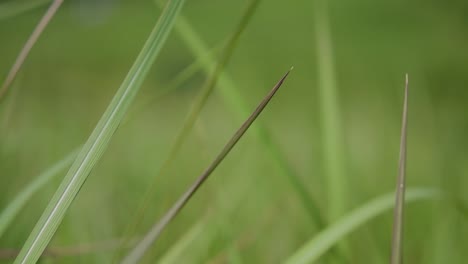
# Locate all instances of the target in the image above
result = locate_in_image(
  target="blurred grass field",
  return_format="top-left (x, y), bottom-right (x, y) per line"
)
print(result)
top-left (1, 0), bottom-right (468, 263)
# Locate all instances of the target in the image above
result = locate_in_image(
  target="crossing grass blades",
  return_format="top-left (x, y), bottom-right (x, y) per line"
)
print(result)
top-left (121, 68), bottom-right (293, 264)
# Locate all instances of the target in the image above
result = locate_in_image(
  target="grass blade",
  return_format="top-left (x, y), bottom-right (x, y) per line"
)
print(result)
top-left (390, 74), bottom-right (409, 264)
top-left (125, 42), bottom-right (222, 124)
top-left (159, 1), bottom-right (324, 228)
top-left (0, 0), bottom-right (63, 102)
top-left (314, 0), bottom-right (346, 222)
top-left (121, 69), bottom-right (292, 264)
top-left (115, 0), bottom-right (261, 258)
top-left (285, 188), bottom-right (440, 264)
top-left (13, 0), bottom-right (186, 263)
top-left (0, 38), bottom-right (219, 241)
top-left (0, 150), bottom-right (78, 239)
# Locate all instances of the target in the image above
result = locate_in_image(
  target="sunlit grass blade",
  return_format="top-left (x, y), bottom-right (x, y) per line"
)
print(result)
top-left (13, 0), bottom-right (186, 263)
top-left (121, 69), bottom-right (292, 264)
top-left (390, 74), bottom-right (409, 264)
top-left (0, 0), bottom-right (64, 102)
top-left (0, 149), bottom-right (78, 239)
top-left (0, 0), bottom-right (50, 21)
top-left (157, 0), bottom-right (324, 228)
top-left (314, 0), bottom-right (346, 223)
top-left (285, 188), bottom-right (440, 264)
top-left (115, 0), bottom-right (261, 258)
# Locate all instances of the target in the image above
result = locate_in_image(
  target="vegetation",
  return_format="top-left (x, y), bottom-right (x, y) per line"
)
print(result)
top-left (1, 0), bottom-right (467, 263)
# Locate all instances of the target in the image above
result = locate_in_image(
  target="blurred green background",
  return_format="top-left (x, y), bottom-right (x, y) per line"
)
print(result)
top-left (1, 0), bottom-right (467, 263)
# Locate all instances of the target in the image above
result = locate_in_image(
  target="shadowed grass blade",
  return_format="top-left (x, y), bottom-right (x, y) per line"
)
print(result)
top-left (115, 0), bottom-right (261, 259)
top-left (390, 74), bottom-right (409, 264)
top-left (126, 42), bottom-right (222, 123)
top-left (285, 188), bottom-right (440, 264)
top-left (121, 69), bottom-right (292, 264)
top-left (157, 1), bottom-right (324, 228)
top-left (0, 0), bottom-right (64, 102)
top-left (13, 0), bottom-right (186, 263)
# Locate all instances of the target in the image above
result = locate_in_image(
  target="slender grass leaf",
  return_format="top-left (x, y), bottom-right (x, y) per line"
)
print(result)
top-left (390, 74), bottom-right (409, 264)
top-left (313, 0), bottom-right (345, 222)
top-left (312, 1), bottom-right (348, 262)
top-left (125, 42), bottom-right (222, 124)
top-left (0, 0), bottom-right (63, 102)
top-left (285, 188), bottom-right (440, 264)
top-left (0, 40), bottom-right (219, 240)
top-left (13, 0), bottom-right (186, 263)
top-left (155, 0), bottom-right (324, 228)
top-left (121, 69), bottom-right (292, 264)
top-left (115, 0), bottom-right (261, 258)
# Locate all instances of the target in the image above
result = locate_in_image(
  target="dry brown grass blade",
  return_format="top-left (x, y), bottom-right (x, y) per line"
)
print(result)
top-left (121, 68), bottom-right (292, 264)
top-left (0, 0), bottom-right (63, 102)
top-left (390, 74), bottom-right (409, 264)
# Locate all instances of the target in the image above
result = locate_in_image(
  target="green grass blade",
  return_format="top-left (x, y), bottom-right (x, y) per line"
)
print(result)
top-left (125, 42), bottom-right (221, 124)
top-left (13, 0), bottom-right (186, 263)
top-left (0, 0), bottom-right (64, 102)
top-left (285, 188), bottom-right (440, 264)
top-left (159, 1), bottom-right (324, 228)
top-left (0, 149), bottom-right (78, 239)
top-left (0, 0), bottom-right (50, 21)
top-left (115, 0), bottom-right (261, 258)
top-left (121, 69), bottom-right (292, 264)
top-left (313, 0), bottom-right (346, 222)
top-left (0, 38), bottom-right (218, 242)
top-left (390, 74), bottom-right (409, 264)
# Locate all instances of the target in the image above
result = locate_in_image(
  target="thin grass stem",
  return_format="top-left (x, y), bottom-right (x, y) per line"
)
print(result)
top-left (160, 1), bottom-right (325, 228)
top-left (115, 0), bottom-right (261, 259)
top-left (0, 0), bottom-right (64, 102)
top-left (390, 74), bottom-right (409, 264)
top-left (121, 69), bottom-right (291, 264)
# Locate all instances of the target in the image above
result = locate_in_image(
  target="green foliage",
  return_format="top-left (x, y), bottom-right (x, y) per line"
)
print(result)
top-left (285, 188), bottom-right (440, 264)
top-left (1, 0), bottom-right (467, 263)
top-left (12, 0), bottom-right (186, 262)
